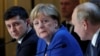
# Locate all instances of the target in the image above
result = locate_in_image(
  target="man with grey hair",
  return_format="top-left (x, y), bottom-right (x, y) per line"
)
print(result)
top-left (72, 2), bottom-right (100, 56)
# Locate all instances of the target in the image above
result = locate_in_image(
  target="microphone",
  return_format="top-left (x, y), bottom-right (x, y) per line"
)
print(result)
top-left (0, 39), bottom-right (16, 47)
top-left (35, 43), bottom-right (67, 55)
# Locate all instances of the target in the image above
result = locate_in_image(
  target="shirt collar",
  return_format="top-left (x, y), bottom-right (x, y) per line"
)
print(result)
top-left (91, 28), bottom-right (100, 46)
top-left (17, 27), bottom-right (32, 44)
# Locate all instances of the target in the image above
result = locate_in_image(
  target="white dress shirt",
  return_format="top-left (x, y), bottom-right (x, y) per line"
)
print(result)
top-left (91, 28), bottom-right (100, 46)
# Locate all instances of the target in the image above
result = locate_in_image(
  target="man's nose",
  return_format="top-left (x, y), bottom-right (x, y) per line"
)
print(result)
top-left (11, 26), bottom-right (16, 32)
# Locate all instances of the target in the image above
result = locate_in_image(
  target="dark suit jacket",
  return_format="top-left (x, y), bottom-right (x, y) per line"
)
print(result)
top-left (36, 26), bottom-right (83, 56)
top-left (62, 21), bottom-right (89, 53)
top-left (17, 29), bottom-right (38, 56)
top-left (85, 31), bottom-right (100, 56)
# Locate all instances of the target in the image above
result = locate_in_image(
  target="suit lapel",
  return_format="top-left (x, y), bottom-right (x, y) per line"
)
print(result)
top-left (96, 31), bottom-right (100, 47)
top-left (95, 31), bottom-right (100, 56)
top-left (85, 31), bottom-right (100, 56)
top-left (17, 43), bottom-right (21, 54)
top-left (16, 29), bottom-right (33, 54)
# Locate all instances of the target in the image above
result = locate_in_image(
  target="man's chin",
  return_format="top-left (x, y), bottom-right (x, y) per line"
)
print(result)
top-left (12, 36), bottom-right (19, 40)
top-left (80, 38), bottom-right (88, 41)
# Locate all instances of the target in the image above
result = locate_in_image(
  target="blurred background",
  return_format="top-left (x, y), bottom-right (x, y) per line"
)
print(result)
top-left (0, 0), bottom-right (89, 56)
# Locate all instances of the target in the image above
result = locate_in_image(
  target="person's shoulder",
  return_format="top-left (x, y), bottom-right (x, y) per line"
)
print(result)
top-left (58, 25), bottom-right (67, 31)
top-left (28, 29), bottom-right (39, 41)
top-left (51, 26), bottom-right (69, 42)
top-left (53, 25), bottom-right (76, 42)
top-left (54, 25), bottom-right (69, 37)
top-left (22, 30), bottom-right (38, 45)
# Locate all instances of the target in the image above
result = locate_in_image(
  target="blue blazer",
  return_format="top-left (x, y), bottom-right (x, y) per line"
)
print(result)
top-left (17, 29), bottom-right (38, 56)
top-left (36, 26), bottom-right (83, 56)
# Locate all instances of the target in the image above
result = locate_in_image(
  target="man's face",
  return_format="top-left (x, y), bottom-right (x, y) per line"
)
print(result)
top-left (72, 9), bottom-right (88, 40)
top-left (60, 0), bottom-right (79, 20)
top-left (5, 16), bottom-right (28, 40)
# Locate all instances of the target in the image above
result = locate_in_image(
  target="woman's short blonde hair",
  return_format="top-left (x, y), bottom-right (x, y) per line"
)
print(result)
top-left (30, 3), bottom-right (60, 25)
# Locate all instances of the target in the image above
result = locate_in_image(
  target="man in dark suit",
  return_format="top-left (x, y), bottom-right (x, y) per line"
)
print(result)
top-left (71, 2), bottom-right (100, 56)
top-left (4, 6), bottom-right (38, 56)
top-left (60, 0), bottom-right (89, 53)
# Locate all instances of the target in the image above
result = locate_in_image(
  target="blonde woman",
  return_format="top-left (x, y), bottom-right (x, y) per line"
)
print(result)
top-left (30, 4), bottom-right (83, 56)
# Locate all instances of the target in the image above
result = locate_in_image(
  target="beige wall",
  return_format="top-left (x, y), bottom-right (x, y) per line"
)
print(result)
top-left (0, 0), bottom-right (89, 56)
top-left (80, 0), bottom-right (89, 3)
top-left (34, 0), bottom-right (89, 22)
top-left (34, 0), bottom-right (60, 9)
top-left (0, 0), bottom-right (4, 39)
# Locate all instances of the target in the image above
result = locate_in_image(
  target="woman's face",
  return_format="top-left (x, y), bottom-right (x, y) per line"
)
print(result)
top-left (33, 13), bottom-right (58, 40)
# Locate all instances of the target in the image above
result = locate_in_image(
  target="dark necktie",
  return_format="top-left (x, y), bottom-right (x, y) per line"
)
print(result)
top-left (17, 43), bottom-right (21, 49)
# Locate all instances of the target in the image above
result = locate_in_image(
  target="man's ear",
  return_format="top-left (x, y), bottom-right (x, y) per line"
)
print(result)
top-left (82, 19), bottom-right (88, 30)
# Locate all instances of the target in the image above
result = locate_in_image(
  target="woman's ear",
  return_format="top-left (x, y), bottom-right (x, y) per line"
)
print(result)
top-left (54, 20), bottom-right (58, 29)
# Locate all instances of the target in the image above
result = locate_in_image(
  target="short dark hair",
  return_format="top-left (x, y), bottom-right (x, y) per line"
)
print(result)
top-left (4, 6), bottom-right (29, 21)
